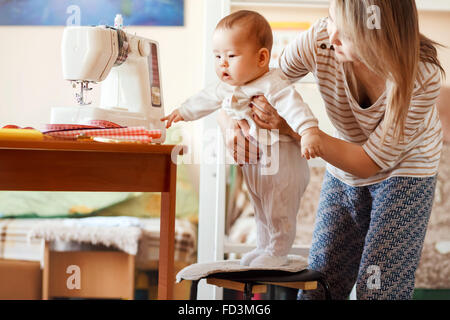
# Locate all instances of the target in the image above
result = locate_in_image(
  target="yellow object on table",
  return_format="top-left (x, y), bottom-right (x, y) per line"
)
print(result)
top-left (0, 129), bottom-right (43, 141)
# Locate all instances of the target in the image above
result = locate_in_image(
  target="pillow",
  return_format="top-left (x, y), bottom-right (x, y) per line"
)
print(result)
top-left (0, 192), bottom-right (136, 218)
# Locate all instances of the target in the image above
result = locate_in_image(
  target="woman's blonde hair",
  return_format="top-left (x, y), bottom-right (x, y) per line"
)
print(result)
top-left (333, 0), bottom-right (445, 143)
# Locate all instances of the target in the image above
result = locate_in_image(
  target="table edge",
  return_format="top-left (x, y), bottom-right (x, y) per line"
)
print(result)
top-left (0, 139), bottom-right (186, 155)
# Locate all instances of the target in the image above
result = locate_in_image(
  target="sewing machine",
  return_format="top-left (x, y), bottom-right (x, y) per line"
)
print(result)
top-left (51, 22), bottom-right (166, 143)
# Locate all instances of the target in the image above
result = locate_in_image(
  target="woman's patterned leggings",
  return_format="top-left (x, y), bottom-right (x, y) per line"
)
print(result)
top-left (298, 171), bottom-right (437, 300)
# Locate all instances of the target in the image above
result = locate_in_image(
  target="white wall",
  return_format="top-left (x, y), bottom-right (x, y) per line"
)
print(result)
top-left (419, 10), bottom-right (450, 87)
top-left (1, 1), bottom-right (449, 126)
top-left (0, 0), bottom-right (205, 128)
top-left (1, 1), bottom-right (449, 130)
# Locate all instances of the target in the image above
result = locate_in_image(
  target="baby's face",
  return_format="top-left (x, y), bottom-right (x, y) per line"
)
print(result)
top-left (213, 27), bottom-right (262, 86)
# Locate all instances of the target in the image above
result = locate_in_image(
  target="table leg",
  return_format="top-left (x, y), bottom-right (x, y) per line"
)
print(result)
top-left (42, 241), bottom-right (50, 300)
top-left (158, 160), bottom-right (177, 300)
top-left (126, 254), bottom-right (136, 300)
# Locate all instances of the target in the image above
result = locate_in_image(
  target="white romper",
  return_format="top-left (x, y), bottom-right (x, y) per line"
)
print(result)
top-left (178, 68), bottom-right (318, 266)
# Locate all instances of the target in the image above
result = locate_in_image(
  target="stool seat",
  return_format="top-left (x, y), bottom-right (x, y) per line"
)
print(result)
top-left (189, 269), bottom-right (332, 300)
top-left (206, 269), bottom-right (324, 283)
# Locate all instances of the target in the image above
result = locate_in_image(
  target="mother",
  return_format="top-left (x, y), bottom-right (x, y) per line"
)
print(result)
top-left (217, 0), bottom-right (444, 300)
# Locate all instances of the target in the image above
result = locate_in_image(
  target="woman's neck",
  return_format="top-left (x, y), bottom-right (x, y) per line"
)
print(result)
top-left (350, 61), bottom-right (386, 107)
top-left (353, 61), bottom-right (384, 87)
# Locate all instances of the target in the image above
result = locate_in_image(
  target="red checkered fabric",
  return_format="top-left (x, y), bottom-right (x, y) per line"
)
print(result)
top-left (45, 127), bottom-right (161, 143)
top-left (45, 120), bottom-right (123, 132)
top-left (44, 124), bottom-right (99, 131)
top-left (86, 120), bottom-right (123, 128)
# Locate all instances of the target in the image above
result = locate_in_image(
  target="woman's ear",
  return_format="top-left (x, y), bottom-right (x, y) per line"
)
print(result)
top-left (258, 48), bottom-right (270, 67)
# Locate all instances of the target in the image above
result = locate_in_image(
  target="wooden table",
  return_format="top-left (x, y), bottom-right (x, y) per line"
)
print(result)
top-left (0, 139), bottom-right (184, 300)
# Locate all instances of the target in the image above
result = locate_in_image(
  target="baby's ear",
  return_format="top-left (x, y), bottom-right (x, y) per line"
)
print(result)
top-left (258, 48), bottom-right (270, 67)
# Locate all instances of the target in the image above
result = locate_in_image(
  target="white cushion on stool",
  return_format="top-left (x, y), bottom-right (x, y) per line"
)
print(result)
top-left (176, 255), bottom-right (308, 282)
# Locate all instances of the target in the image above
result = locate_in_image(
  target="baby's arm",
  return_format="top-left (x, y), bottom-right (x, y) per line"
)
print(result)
top-left (300, 127), bottom-right (322, 160)
top-left (178, 82), bottom-right (224, 121)
top-left (160, 82), bottom-right (224, 128)
top-left (267, 77), bottom-right (322, 159)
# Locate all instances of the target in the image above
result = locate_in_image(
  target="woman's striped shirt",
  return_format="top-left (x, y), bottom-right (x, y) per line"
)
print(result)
top-left (279, 18), bottom-right (443, 186)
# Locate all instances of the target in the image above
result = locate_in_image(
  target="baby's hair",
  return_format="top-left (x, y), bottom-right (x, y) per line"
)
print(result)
top-left (216, 10), bottom-right (273, 54)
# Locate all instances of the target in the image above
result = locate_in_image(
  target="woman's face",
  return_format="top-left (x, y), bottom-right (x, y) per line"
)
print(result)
top-left (327, 1), bottom-right (358, 63)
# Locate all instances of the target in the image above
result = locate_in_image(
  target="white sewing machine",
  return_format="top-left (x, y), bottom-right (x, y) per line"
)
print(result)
top-left (51, 20), bottom-right (166, 143)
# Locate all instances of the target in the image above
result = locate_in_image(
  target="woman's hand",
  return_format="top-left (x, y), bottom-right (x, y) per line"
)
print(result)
top-left (216, 109), bottom-right (261, 166)
top-left (250, 96), bottom-right (301, 141)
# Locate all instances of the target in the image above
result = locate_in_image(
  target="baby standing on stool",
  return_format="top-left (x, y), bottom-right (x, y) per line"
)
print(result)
top-left (161, 10), bottom-right (322, 268)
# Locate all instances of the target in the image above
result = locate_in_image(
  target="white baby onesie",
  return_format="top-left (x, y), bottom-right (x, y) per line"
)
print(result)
top-left (241, 138), bottom-right (310, 267)
top-left (178, 68), bottom-right (316, 267)
top-left (178, 68), bottom-right (318, 145)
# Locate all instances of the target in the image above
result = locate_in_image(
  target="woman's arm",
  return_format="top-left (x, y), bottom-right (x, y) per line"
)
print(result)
top-left (317, 130), bottom-right (381, 179)
top-left (250, 96), bottom-right (381, 179)
top-left (279, 19), bottom-right (324, 82)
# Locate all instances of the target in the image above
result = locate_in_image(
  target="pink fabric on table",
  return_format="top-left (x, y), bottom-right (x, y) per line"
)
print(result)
top-left (95, 135), bottom-right (154, 142)
top-left (44, 120), bottom-right (123, 132)
top-left (44, 124), bottom-right (100, 131)
top-left (88, 120), bottom-right (123, 128)
top-left (45, 127), bottom-right (161, 142)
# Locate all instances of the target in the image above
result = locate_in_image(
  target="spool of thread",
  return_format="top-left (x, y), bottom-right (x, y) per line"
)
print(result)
top-left (0, 129), bottom-right (43, 141)
top-left (114, 14), bottom-right (124, 29)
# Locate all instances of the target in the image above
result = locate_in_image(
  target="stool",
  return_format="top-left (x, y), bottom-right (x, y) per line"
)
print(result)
top-left (189, 269), bottom-right (332, 300)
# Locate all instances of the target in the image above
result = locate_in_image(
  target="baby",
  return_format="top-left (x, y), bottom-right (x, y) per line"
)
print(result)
top-left (161, 10), bottom-right (322, 268)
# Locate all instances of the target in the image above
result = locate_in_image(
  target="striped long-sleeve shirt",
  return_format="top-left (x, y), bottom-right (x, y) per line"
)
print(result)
top-left (280, 18), bottom-right (443, 186)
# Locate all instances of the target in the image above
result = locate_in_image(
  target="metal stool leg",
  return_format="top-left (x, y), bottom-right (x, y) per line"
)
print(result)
top-left (190, 280), bottom-right (199, 300)
top-left (243, 283), bottom-right (254, 300)
top-left (317, 278), bottom-right (332, 300)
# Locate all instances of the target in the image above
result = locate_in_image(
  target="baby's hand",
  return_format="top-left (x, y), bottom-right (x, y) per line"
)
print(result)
top-left (160, 109), bottom-right (184, 129)
top-left (300, 127), bottom-right (323, 160)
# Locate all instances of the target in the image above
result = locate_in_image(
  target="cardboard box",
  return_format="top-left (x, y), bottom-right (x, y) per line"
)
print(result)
top-left (45, 251), bottom-right (134, 299)
top-left (0, 259), bottom-right (42, 300)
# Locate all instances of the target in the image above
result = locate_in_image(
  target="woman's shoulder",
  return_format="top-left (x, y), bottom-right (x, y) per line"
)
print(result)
top-left (292, 17), bottom-right (329, 48)
top-left (314, 17), bottom-right (330, 37)
top-left (416, 61), bottom-right (442, 89)
top-left (306, 17), bottom-right (330, 45)
top-left (409, 62), bottom-right (442, 114)
top-left (280, 17), bottom-right (331, 80)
